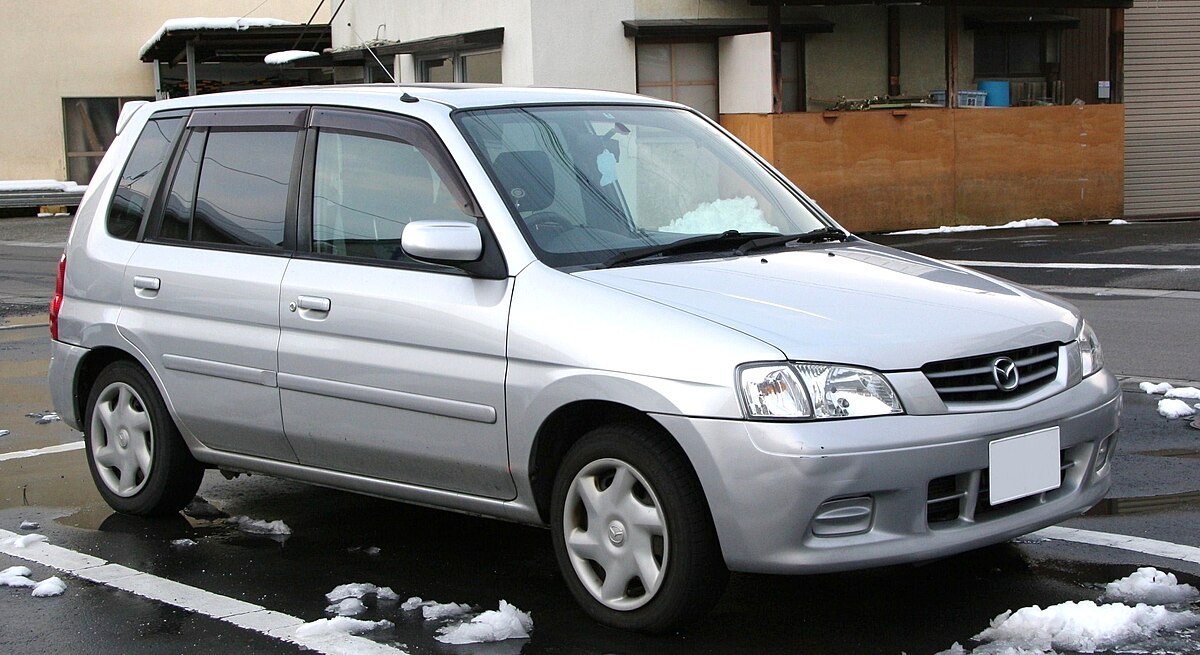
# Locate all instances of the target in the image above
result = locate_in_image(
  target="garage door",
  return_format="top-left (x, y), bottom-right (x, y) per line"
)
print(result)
top-left (1125, 0), bottom-right (1200, 218)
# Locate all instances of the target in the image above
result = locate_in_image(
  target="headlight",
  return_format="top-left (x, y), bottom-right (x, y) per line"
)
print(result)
top-left (1077, 320), bottom-right (1103, 378)
top-left (738, 362), bottom-right (903, 420)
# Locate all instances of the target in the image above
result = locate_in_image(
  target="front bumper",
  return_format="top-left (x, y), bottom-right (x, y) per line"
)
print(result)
top-left (654, 370), bottom-right (1120, 574)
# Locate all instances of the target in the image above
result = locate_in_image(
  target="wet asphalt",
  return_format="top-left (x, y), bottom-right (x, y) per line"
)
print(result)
top-left (1, 215), bottom-right (1198, 654)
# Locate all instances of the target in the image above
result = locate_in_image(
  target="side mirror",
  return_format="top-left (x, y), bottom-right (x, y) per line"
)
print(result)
top-left (402, 220), bottom-right (483, 264)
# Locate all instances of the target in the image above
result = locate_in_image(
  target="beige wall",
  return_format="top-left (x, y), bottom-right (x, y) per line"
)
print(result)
top-left (803, 8), bottom-right (888, 111)
top-left (0, 0), bottom-right (319, 182)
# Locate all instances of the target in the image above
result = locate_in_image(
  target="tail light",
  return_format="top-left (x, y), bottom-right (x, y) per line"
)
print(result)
top-left (50, 253), bottom-right (65, 340)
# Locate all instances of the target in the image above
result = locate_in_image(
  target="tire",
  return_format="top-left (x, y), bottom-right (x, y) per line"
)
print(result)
top-left (83, 361), bottom-right (203, 516)
top-left (550, 423), bottom-right (728, 632)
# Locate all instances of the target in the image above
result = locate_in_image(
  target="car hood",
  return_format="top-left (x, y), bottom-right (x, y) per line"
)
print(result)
top-left (574, 242), bottom-right (1079, 371)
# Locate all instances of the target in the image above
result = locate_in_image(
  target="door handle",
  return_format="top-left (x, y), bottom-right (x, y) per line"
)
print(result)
top-left (294, 295), bottom-right (331, 313)
top-left (133, 276), bottom-right (160, 291)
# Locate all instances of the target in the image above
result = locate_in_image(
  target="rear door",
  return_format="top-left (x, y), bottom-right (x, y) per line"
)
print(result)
top-left (118, 107), bottom-right (305, 462)
top-left (277, 107), bottom-right (515, 499)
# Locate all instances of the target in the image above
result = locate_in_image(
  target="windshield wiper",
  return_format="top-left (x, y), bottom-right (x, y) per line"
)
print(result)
top-left (603, 230), bottom-right (779, 268)
top-left (735, 227), bottom-right (848, 255)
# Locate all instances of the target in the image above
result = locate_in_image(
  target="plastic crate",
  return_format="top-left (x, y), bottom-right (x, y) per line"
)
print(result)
top-left (930, 90), bottom-right (989, 107)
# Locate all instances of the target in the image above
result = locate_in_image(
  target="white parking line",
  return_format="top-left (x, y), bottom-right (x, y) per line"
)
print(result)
top-left (0, 529), bottom-right (405, 655)
top-left (1032, 526), bottom-right (1200, 565)
top-left (0, 442), bottom-right (85, 462)
top-left (0, 240), bottom-right (66, 249)
top-left (1031, 285), bottom-right (1200, 301)
top-left (950, 260), bottom-right (1200, 271)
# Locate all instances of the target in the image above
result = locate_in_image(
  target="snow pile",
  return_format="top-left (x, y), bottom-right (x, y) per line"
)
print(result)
top-left (170, 539), bottom-right (197, 548)
top-left (401, 596), bottom-right (430, 611)
top-left (25, 412), bottom-right (60, 425)
top-left (0, 180), bottom-right (85, 193)
top-left (264, 50), bottom-right (321, 65)
top-left (325, 598), bottom-right (366, 616)
top-left (973, 600), bottom-right (1198, 653)
top-left (1103, 568), bottom-right (1200, 605)
top-left (661, 196), bottom-right (780, 235)
top-left (0, 430), bottom-right (9, 438)
top-left (325, 582), bottom-right (399, 603)
top-left (19, 521), bottom-right (39, 530)
top-left (889, 219), bottom-right (1059, 236)
top-left (31, 577), bottom-right (66, 597)
top-left (1157, 399), bottom-right (1197, 419)
top-left (422, 601), bottom-right (472, 620)
top-left (141, 18), bottom-right (296, 57)
top-left (1140, 381), bottom-right (1174, 395)
top-left (228, 515), bottom-right (291, 535)
top-left (1110, 219), bottom-right (1130, 225)
top-left (1165, 387), bottom-right (1200, 400)
top-left (1, 566), bottom-right (36, 587)
top-left (1, 567), bottom-right (66, 597)
top-left (294, 616), bottom-right (393, 638)
top-left (435, 600), bottom-right (533, 645)
top-left (1, 533), bottom-right (47, 548)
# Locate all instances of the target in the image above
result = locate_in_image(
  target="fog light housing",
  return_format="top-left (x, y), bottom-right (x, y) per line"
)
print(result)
top-left (812, 496), bottom-right (874, 537)
top-left (1094, 434), bottom-right (1114, 473)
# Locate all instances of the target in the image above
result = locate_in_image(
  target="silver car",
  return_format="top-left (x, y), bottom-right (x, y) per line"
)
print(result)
top-left (48, 85), bottom-right (1118, 632)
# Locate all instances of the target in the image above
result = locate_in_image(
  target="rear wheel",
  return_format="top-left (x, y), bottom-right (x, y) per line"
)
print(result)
top-left (550, 423), bottom-right (728, 632)
top-left (84, 361), bottom-right (203, 516)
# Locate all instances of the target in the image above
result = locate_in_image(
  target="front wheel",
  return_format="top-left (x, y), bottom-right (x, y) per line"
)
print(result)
top-left (550, 423), bottom-right (728, 632)
top-left (84, 361), bottom-right (203, 516)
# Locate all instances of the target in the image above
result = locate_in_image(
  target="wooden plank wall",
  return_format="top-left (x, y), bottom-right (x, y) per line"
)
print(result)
top-left (721, 104), bottom-right (1124, 232)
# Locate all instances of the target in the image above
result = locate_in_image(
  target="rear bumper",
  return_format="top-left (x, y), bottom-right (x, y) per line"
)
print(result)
top-left (655, 370), bottom-right (1120, 574)
top-left (48, 339), bottom-right (90, 431)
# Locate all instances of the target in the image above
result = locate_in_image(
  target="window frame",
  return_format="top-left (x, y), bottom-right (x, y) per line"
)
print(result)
top-left (105, 111), bottom-right (189, 242)
top-left (415, 47), bottom-right (503, 84)
top-left (64, 96), bottom-right (154, 184)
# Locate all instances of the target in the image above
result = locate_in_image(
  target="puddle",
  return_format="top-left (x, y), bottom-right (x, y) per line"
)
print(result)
top-left (1086, 490), bottom-right (1200, 516)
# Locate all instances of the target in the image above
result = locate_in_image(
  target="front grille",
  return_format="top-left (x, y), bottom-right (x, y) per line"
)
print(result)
top-left (922, 342), bottom-right (1060, 404)
top-left (927, 447), bottom-right (1078, 526)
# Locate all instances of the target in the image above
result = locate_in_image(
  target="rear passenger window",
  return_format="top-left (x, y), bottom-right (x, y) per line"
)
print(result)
top-left (192, 130), bottom-right (297, 249)
top-left (313, 130), bottom-right (475, 261)
top-left (108, 117), bottom-right (184, 240)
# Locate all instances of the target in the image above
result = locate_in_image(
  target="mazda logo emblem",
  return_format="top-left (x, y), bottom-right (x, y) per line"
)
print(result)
top-left (992, 357), bottom-right (1019, 392)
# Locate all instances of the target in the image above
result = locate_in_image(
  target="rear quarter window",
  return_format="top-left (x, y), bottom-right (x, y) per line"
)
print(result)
top-left (107, 116), bottom-right (185, 240)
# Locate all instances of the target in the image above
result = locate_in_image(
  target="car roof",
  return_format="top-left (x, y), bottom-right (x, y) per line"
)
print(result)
top-left (145, 84), bottom-right (682, 113)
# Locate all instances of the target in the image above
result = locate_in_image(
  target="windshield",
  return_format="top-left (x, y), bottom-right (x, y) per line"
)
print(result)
top-left (455, 105), bottom-right (830, 268)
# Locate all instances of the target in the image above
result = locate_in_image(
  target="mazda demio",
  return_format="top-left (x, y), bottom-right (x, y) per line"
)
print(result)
top-left (48, 85), bottom-right (1119, 632)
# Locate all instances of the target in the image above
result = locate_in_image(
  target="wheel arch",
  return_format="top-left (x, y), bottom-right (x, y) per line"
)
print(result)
top-left (74, 346), bottom-right (142, 429)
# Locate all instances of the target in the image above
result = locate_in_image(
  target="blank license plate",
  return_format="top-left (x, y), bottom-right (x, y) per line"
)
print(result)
top-left (988, 427), bottom-right (1061, 505)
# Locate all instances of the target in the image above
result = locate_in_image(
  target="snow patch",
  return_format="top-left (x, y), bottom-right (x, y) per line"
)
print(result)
top-left (435, 600), bottom-right (533, 645)
top-left (1158, 398), bottom-right (1196, 419)
top-left (661, 196), bottom-right (779, 235)
top-left (346, 545), bottom-right (381, 556)
top-left (25, 412), bottom-right (60, 424)
top-left (325, 597), bottom-right (366, 616)
top-left (1164, 386), bottom-right (1200, 401)
top-left (294, 616), bottom-right (393, 638)
top-left (401, 596), bottom-right (429, 611)
top-left (1104, 568), bottom-right (1200, 605)
top-left (973, 600), bottom-right (1198, 653)
top-left (31, 576), bottom-right (66, 597)
top-left (19, 521), bottom-right (39, 530)
top-left (1109, 219), bottom-right (1130, 225)
top-left (264, 50), bottom-right (321, 65)
top-left (888, 218), bottom-right (1059, 236)
top-left (141, 18), bottom-right (296, 58)
top-left (2, 533), bottom-right (47, 548)
top-left (170, 538), bottom-right (197, 548)
top-left (1140, 381), bottom-right (1174, 395)
top-left (325, 582), bottom-right (397, 603)
top-left (0, 566), bottom-right (36, 588)
top-left (422, 601), bottom-right (472, 621)
top-left (0, 430), bottom-right (9, 438)
top-left (228, 515), bottom-right (291, 535)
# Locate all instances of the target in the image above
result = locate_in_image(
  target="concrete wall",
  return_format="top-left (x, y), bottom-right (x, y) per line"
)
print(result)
top-left (803, 7), bottom-right (888, 111)
top-left (0, 0), bottom-right (318, 182)
top-left (718, 33), bottom-right (773, 114)
top-left (722, 104), bottom-right (1124, 231)
top-left (530, 0), bottom-right (636, 91)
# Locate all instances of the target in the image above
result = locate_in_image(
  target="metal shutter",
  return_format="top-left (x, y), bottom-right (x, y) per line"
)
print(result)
top-left (1125, 0), bottom-right (1200, 218)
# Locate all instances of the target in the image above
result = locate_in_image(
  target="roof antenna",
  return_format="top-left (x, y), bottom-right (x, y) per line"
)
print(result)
top-left (347, 21), bottom-right (397, 84)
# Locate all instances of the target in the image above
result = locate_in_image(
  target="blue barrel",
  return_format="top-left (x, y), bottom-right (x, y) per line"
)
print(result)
top-left (978, 80), bottom-right (1010, 107)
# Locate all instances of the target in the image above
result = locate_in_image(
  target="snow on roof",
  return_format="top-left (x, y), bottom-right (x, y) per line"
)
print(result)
top-left (140, 17), bottom-right (296, 58)
top-left (264, 49), bottom-right (321, 65)
top-left (0, 180), bottom-right (86, 193)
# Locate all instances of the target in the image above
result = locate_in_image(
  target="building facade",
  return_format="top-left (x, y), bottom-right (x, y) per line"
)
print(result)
top-left (0, 0), bottom-right (322, 184)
